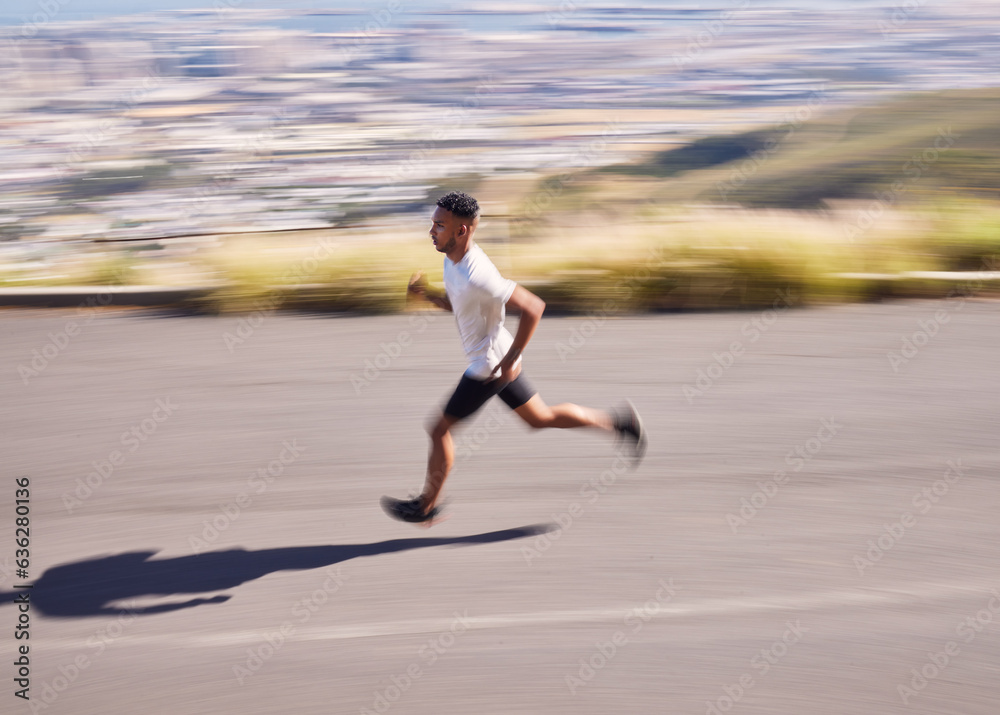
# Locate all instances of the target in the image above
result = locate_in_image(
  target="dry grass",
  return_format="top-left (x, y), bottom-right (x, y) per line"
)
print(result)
top-left (2, 202), bottom-right (997, 313)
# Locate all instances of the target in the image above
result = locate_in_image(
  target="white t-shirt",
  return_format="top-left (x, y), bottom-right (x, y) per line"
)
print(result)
top-left (443, 243), bottom-right (519, 380)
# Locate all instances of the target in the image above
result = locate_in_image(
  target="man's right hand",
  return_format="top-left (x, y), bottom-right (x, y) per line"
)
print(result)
top-left (408, 271), bottom-right (451, 312)
top-left (408, 271), bottom-right (428, 297)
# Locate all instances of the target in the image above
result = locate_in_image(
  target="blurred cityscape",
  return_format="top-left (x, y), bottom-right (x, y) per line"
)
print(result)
top-left (0, 1), bottom-right (998, 297)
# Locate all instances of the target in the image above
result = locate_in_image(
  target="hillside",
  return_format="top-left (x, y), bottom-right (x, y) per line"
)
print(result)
top-left (595, 88), bottom-right (1000, 209)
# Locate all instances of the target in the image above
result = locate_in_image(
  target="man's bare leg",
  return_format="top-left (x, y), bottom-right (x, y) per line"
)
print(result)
top-left (421, 412), bottom-right (460, 513)
top-left (385, 396), bottom-right (642, 524)
top-left (514, 394), bottom-right (646, 462)
top-left (513, 394), bottom-right (613, 430)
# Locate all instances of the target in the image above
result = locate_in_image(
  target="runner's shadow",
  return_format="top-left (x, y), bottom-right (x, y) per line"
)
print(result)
top-left (1, 524), bottom-right (553, 618)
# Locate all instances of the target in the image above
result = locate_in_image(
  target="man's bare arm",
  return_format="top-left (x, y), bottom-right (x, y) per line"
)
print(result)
top-left (428, 292), bottom-right (452, 312)
top-left (491, 284), bottom-right (545, 382)
top-left (408, 272), bottom-right (452, 312)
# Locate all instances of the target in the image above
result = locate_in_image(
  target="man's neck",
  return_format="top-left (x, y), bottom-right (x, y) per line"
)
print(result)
top-left (446, 239), bottom-right (473, 264)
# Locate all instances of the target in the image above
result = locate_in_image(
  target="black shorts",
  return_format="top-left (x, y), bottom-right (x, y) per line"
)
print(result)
top-left (443, 372), bottom-right (537, 420)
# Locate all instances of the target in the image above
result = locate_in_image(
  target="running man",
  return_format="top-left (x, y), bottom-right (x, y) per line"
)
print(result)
top-left (381, 191), bottom-right (646, 525)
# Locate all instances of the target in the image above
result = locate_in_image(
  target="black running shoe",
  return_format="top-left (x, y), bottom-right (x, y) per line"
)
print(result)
top-left (613, 399), bottom-right (647, 465)
top-left (380, 494), bottom-right (442, 524)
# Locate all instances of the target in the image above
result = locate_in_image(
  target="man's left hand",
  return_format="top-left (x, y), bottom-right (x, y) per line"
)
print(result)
top-left (489, 356), bottom-right (521, 385)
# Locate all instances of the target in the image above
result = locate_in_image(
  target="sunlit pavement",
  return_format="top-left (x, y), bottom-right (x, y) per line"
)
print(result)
top-left (3, 302), bottom-right (999, 715)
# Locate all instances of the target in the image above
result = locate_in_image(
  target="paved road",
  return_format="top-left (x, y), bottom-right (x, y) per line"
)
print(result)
top-left (2, 300), bottom-right (999, 715)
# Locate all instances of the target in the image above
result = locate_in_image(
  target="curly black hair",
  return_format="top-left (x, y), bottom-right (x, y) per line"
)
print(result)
top-left (436, 191), bottom-right (480, 220)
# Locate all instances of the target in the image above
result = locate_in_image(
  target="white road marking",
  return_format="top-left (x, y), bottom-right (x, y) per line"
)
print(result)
top-left (40, 577), bottom-right (1000, 649)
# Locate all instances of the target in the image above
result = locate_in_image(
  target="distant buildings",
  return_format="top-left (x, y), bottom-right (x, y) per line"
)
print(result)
top-left (0, 4), bottom-right (996, 242)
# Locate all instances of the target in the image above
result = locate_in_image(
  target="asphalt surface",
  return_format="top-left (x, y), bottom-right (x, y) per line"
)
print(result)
top-left (2, 300), bottom-right (999, 715)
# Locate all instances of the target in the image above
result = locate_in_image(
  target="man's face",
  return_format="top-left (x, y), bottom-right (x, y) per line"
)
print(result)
top-left (429, 206), bottom-right (466, 254)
